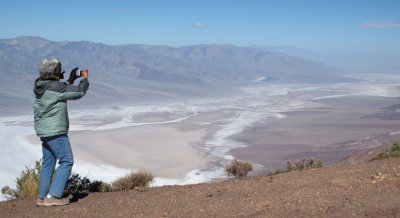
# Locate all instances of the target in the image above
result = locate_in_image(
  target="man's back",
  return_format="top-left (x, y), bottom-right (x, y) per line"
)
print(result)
top-left (33, 76), bottom-right (89, 137)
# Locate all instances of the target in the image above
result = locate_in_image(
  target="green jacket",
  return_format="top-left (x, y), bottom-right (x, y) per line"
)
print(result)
top-left (33, 78), bottom-right (89, 137)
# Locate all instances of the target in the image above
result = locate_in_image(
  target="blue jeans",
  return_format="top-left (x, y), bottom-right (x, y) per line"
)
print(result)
top-left (38, 134), bottom-right (74, 199)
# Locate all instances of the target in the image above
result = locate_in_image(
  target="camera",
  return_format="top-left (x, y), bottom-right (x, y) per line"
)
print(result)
top-left (75, 68), bottom-right (83, 77)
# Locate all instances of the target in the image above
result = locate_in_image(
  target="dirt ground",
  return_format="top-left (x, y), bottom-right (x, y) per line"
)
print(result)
top-left (1, 158), bottom-right (399, 217)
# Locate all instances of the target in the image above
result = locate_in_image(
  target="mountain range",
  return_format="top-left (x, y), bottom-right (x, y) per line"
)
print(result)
top-left (0, 36), bottom-right (351, 113)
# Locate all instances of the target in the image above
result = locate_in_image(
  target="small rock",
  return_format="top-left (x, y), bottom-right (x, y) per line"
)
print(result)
top-left (395, 173), bottom-right (400, 177)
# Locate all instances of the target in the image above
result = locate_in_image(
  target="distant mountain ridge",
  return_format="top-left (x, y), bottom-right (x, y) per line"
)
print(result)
top-left (0, 36), bottom-right (346, 84)
top-left (0, 36), bottom-right (350, 112)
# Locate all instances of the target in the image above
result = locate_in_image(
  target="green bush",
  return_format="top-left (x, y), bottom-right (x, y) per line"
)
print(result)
top-left (112, 171), bottom-right (154, 192)
top-left (225, 158), bottom-right (253, 179)
top-left (268, 158), bottom-right (323, 176)
top-left (1, 159), bottom-right (112, 200)
top-left (370, 142), bottom-right (400, 161)
top-left (269, 169), bottom-right (290, 176)
top-left (1, 186), bottom-right (17, 200)
top-left (312, 159), bottom-right (323, 168)
top-left (1, 160), bottom-right (42, 199)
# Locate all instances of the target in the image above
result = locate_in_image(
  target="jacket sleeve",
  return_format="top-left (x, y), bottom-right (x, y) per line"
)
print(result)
top-left (57, 78), bottom-right (89, 101)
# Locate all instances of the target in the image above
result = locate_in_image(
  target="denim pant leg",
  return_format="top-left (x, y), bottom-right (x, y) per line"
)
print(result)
top-left (38, 141), bottom-right (57, 199)
top-left (43, 134), bottom-right (74, 198)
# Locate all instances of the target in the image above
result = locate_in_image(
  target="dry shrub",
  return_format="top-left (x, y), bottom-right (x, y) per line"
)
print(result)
top-left (306, 158), bottom-right (314, 168)
top-left (18, 175), bottom-right (39, 197)
top-left (295, 158), bottom-right (306, 170)
top-left (1, 159), bottom-right (118, 200)
top-left (2, 160), bottom-right (42, 199)
top-left (112, 171), bottom-right (154, 192)
top-left (293, 158), bottom-right (320, 171)
top-left (99, 182), bottom-right (112, 192)
top-left (275, 158), bottom-right (322, 176)
top-left (225, 158), bottom-right (253, 179)
top-left (286, 161), bottom-right (294, 171)
top-left (89, 181), bottom-right (112, 192)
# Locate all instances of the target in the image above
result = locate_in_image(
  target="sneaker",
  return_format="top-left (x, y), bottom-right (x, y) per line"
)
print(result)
top-left (36, 198), bottom-right (44, 206)
top-left (43, 196), bottom-right (70, 206)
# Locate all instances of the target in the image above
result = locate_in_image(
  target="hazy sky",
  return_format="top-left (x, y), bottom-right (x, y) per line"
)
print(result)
top-left (1, 0), bottom-right (399, 69)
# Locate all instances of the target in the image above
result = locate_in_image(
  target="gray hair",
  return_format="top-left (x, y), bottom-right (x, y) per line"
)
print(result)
top-left (38, 58), bottom-right (62, 80)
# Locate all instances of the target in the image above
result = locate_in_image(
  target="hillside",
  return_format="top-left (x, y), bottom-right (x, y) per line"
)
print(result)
top-left (1, 157), bottom-right (399, 217)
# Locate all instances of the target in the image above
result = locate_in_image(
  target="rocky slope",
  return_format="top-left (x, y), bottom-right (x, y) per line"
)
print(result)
top-left (1, 157), bottom-right (399, 217)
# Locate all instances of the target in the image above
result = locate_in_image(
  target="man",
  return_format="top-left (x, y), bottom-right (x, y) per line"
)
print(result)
top-left (33, 58), bottom-right (89, 206)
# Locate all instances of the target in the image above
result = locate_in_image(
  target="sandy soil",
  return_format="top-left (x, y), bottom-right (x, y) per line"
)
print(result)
top-left (231, 96), bottom-right (400, 173)
top-left (1, 157), bottom-right (399, 217)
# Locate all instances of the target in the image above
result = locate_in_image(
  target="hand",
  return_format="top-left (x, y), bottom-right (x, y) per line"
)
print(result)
top-left (60, 71), bottom-right (65, 80)
top-left (81, 69), bottom-right (89, 79)
top-left (67, 67), bottom-right (80, 84)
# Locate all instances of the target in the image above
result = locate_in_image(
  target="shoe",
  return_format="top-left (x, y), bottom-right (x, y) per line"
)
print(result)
top-left (43, 196), bottom-right (70, 206)
top-left (36, 198), bottom-right (44, 206)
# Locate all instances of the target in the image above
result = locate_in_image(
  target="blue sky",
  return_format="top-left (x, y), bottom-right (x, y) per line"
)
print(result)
top-left (1, 0), bottom-right (399, 70)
